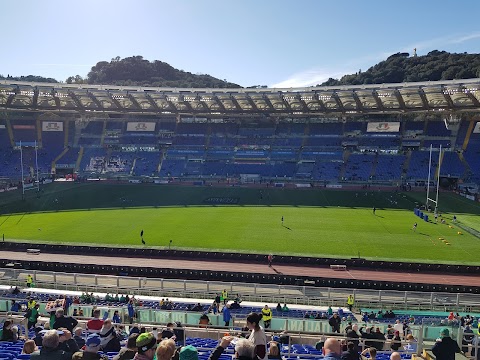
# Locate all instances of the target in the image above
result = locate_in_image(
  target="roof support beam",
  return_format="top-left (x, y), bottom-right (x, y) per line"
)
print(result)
top-left (463, 88), bottom-right (480, 107)
top-left (331, 92), bottom-right (345, 112)
top-left (263, 95), bottom-right (276, 111)
top-left (127, 94), bottom-right (142, 110)
top-left (229, 96), bottom-right (244, 112)
top-left (372, 91), bottom-right (385, 111)
top-left (441, 87), bottom-right (455, 109)
top-left (418, 88), bottom-right (430, 110)
top-left (108, 94), bottom-right (124, 110)
top-left (68, 91), bottom-right (84, 110)
top-left (351, 92), bottom-right (364, 113)
top-left (86, 92), bottom-right (103, 110)
top-left (145, 94), bottom-right (161, 113)
top-left (393, 90), bottom-right (407, 111)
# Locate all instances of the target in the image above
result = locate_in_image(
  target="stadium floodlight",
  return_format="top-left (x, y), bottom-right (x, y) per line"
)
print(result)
top-left (426, 144), bottom-right (442, 213)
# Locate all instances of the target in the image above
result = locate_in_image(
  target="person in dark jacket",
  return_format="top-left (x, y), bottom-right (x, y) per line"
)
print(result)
top-left (329, 313), bottom-right (341, 333)
top-left (390, 331), bottom-right (401, 351)
top-left (113, 333), bottom-right (138, 360)
top-left (432, 328), bottom-right (461, 360)
top-left (53, 308), bottom-right (78, 332)
top-left (345, 325), bottom-right (360, 352)
top-left (341, 342), bottom-right (360, 360)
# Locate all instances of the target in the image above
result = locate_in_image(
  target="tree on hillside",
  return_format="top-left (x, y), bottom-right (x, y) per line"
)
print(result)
top-left (320, 51), bottom-right (480, 86)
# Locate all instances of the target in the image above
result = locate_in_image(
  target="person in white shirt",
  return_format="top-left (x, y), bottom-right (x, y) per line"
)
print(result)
top-left (246, 312), bottom-right (267, 360)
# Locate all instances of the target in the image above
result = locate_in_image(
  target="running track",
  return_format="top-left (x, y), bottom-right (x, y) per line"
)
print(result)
top-left (0, 251), bottom-right (478, 287)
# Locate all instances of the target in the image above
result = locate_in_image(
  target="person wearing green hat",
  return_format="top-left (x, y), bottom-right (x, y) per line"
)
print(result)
top-left (134, 332), bottom-right (157, 360)
top-left (431, 328), bottom-right (461, 360)
top-left (180, 345), bottom-right (199, 360)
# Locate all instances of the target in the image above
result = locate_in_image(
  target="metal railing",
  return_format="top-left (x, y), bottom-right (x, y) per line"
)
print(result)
top-left (1, 267), bottom-right (480, 312)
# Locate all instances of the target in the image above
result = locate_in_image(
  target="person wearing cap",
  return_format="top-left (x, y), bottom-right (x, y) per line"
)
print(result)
top-left (30, 329), bottom-right (71, 360)
top-left (134, 332), bottom-right (157, 360)
top-left (73, 327), bottom-right (86, 349)
top-left (57, 328), bottom-right (80, 354)
top-left (180, 344), bottom-right (199, 360)
top-left (432, 328), bottom-right (461, 360)
top-left (72, 333), bottom-right (109, 359)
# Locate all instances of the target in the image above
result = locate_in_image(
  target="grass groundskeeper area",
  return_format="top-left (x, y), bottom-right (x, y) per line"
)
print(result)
top-left (0, 183), bottom-right (479, 264)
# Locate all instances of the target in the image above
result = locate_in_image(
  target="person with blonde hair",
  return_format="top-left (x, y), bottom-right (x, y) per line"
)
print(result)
top-left (156, 338), bottom-right (176, 360)
top-left (268, 342), bottom-right (281, 359)
top-left (22, 339), bottom-right (38, 354)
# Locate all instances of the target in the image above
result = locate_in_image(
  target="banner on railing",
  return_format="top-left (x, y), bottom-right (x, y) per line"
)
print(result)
top-left (367, 122), bottom-right (400, 132)
top-left (42, 121), bottom-right (63, 132)
top-left (127, 122), bottom-right (156, 132)
top-left (473, 122), bottom-right (480, 133)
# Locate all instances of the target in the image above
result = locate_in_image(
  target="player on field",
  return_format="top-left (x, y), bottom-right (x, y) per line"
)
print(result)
top-left (412, 223), bottom-right (417, 232)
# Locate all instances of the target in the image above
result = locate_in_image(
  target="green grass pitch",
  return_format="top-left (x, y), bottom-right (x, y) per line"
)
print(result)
top-left (0, 183), bottom-right (479, 264)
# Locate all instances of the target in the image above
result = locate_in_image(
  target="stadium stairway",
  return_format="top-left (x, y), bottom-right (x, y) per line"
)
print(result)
top-left (100, 120), bottom-right (107, 146)
top-left (51, 147), bottom-right (70, 171)
top-left (64, 120), bottom-right (70, 147)
top-left (5, 117), bottom-right (15, 147)
top-left (36, 118), bottom-right (42, 147)
top-left (74, 146), bottom-right (84, 172)
top-left (462, 120), bottom-right (476, 150)
top-left (370, 153), bottom-right (379, 179)
top-left (457, 152), bottom-right (471, 178)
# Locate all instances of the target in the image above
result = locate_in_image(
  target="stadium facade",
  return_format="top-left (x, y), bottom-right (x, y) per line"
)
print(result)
top-left (0, 79), bottom-right (479, 189)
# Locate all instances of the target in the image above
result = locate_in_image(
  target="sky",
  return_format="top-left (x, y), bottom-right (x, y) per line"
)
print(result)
top-left (1, 0), bottom-right (480, 88)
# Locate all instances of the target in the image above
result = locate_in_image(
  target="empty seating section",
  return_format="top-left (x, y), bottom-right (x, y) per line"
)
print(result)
top-left (425, 121), bottom-right (451, 136)
top-left (133, 152), bottom-right (161, 176)
top-left (309, 123), bottom-right (343, 135)
top-left (57, 148), bottom-right (80, 167)
top-left (344, 154), bottom-right (375, 181)
top-left (440, 152), bottom-right (465, 177)
top-left (12, 121), bottom-right (37, 144)
top-left (1, 119), bottom-right (480, 184)
top-left (359, 136), bottom-right (400, 148)
top-left (374, 155), bottom-right (406, 181)
top-left (407, 151), bottom-right (438, 180)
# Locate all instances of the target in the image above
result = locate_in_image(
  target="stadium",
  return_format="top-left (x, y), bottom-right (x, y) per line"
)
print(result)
top-left (0, 77), bottom-right (480, 359)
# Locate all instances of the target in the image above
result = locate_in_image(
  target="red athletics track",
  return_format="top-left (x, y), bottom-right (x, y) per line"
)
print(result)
top-left (0, 251), bottom-right (478, 287)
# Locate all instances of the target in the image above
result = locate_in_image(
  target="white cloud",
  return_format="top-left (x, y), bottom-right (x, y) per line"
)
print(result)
top-left (270, 67), bottom-right (354, 88)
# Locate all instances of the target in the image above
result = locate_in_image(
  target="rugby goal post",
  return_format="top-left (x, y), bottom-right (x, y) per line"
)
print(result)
top-left (426, 144), bottom-right (442, 213)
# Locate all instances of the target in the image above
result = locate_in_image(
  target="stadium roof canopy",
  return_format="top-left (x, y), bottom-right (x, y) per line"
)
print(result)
top-left (1, 78), bottom-right (479, 116)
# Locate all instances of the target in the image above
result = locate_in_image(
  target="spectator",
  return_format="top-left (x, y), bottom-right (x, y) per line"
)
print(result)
top-left (156, 338), bottom-right (176, 360)
top-left (73, 327), bottom-right (86, 349)
top-left (10, 299), bottom-right (20, 312)
top-left (393, 320), bottom-right (403, 337)
top-left (128, 300), bottom-right (135, 324)
top-left (207, 336), bottom-right (255, 360)
top-left (247, 312), bottom-right (267, 360)
top-left (99, 319), bottom-right (121, 352)
top-left (22, 339), bottom-right (38, 354)
top-left (462, 325), bottom-right (474, 353)
top-left (30, 329), bottom-right (71, 360)
top-left (329, 313), bottom-right (341, 333)
top-left (26, 303), bottom-right (41, 329)
top-left (72, 333), bottom-right (108, 360)
top-left (432, 328), bottom-right (461, 360)
top-left (113, 310), bottom-right (122, 324)
top-left (276, 303), bottom-right (282, 312)
top-left (261, 305), bottom-right (272, 329)
top-left (403, 334), bottom-right (417, 353)
top-left (1, 320), bottom-right (16, 341)
top-left (180, 344), bottom-right (198, 360)
top-left (223, 304), bottom-right (232, 327)
top-left (161, 323), bottom-right (175, 339)
top-left (33, 326), bottom-right (44, 346)
top-left (360, 348), bottom-right (376, 360)
top-left (113, 333), bottom-right (138, 360)
top-left (282, 304), bottom-right (289, 312)
top-left (390, 353), bottom-right (401, 360)
top-left (87, 309), bottom-right (104, 334)
top-left (268, 342), bottom-right (282, 359)
top-left (345, 324), bottom-right (359, 352)
top-left (57, 329), bottom-right (80, 354)
top-left (390, 331), bottom-right (401, 351)
top-left (135, 332), bottom-right (157, 360)
top-left (341, 342), bottom-right (360, 360)
top-left (53, 308), bottom-right (78, 332)
top-left (323, 338), bottom-right (342, 360)
top-left (199, 314), bottom-right (210, 328)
